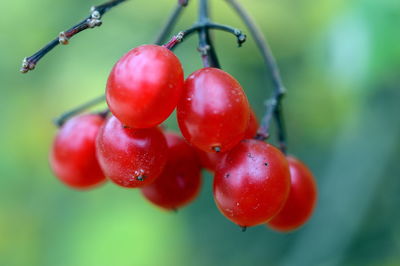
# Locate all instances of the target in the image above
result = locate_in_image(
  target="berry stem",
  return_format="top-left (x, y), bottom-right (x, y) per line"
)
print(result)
top-left (163, 20), bottom-right (246, 52)
top-left (20, 0), bottom-right (126, 74)
top-left (53, 95), bottom-right (106, 127)
top-left (163, 32), bottom-right (185, 50)
top-left (198, 0), bottom-right (220, 68)
top-left (225, 0), bottom-right (287, 154)
top-left (182, 22), bottom-right (246, 47)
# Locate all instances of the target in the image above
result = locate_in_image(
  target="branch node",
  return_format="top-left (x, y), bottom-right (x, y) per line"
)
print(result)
top-left (163, 31), bottom-right (185, 50)
top-left (87, 11), bottom-right (102, 28)
top-left (20, 57), bottom-right (35, 73)
top-left (198, 45), bottom-right (210, 55)
top-left (176, 31), bottom-right (185, 41)
top-left (58, 32), bottom-right (69, 45)
top-left (237, 32), bottom-right (246, 47)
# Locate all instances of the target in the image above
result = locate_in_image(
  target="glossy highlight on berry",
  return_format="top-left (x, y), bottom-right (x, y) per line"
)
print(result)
top-left (197, 109), bottom-right (259, 172)
top-left (267, 156), bottom-right (318, 232)
top-left (49, 114), bottom-right (106, 189)
top-left (106, 44), bottom-right (184, 128)
top-left (213, 139), bottom-right (291, 227)
top-left (96, 116), bottom-right (168, 188)
top-left (141, 132), bottom-right (202, 210)
top-left (177, 67), bottom-right (250, 153)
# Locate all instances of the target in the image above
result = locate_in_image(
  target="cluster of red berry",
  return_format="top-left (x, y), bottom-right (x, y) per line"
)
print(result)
top-left (49, 44), bottom-right (317, 232)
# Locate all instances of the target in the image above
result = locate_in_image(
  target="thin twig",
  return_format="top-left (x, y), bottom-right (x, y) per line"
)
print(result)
top-left (183, 22), bottom-right (246, 47)
top-left (53, 95), bottom-right (106, 127)
top-left (163, 21), bottom-right (246, 51)
top-left (225, 0), bottom-right (287, 153)
top-left (20, 0), bottom-right (127, 73)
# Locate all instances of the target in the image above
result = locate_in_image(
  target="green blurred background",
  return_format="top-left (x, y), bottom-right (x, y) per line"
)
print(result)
top-left (1, 0), bottom-right (399, 265)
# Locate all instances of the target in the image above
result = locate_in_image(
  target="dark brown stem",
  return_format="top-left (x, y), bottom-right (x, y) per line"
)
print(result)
top-left (20, 0), bottom-right (127, 73)
top-left (53, 95), bottom-right (106, 127)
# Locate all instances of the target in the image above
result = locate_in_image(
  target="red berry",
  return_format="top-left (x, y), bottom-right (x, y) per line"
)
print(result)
top-left (244, 109), bottom-right (259, 139)
top-left (141, 132), bottom-right (202, 210)
top-left (196, 149), bottom-right (224, 172)
top-left (267, 156), bottom-right (318, 232)
top-left (106, 44), bottom-right (184, 128)
top-left (213, 139), bottom-right (290, 227)
top-left (49, 114), bottom-right (106, 189)
top-left (96, 116), bottom-right (168, 188)
top-left (197, 109), bottom-right (259, 172)
top-left (177, 67), bottom-right (250, 153)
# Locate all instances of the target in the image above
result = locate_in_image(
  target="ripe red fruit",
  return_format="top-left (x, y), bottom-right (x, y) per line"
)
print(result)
top-left (267, 156), bottom-right (318, 232)
top-left (106, 44), bottom-right (184, 128)
top-left (244, 109), bottom-right (259, 139)
top-left (96, 116), bottom-right (168, 188)
top-left (177, 67), bottom-right (250, 153)
top-left (141, 132), bottom-right (202, 210)
top-left (197, 109), bottom-right (259, 172)
top-left (197, 149), bottom-right (224, 172)
top-left (49, 114), bottom-right (106, 189)
top-left (213, 139), bottom-right (290, 227)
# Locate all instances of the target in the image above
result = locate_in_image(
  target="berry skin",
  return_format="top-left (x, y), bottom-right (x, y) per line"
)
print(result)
top-left (196, 149), bottom-right (224, 172)
top-left (106, 44), bottom-right (184, 128)
top-left (267, 156), bottom-right (318, 232)
top-left (213, 139), bottom-right (290, 227)
top-left (96, 116), bottom-right (168, 188)
top-left (141, 132), bottom-right (202, 210)
top-left (177, 67), bottom-right (250, 153)
top-left (244, 109), bottom-right (259, 139)
top-left (197, 109), bottom-right (259, 172)
top-left (49, 114), bottom-right (106, 189)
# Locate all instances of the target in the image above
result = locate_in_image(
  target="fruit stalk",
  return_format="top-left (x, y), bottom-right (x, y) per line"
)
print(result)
top-left (198, 0), bottom-right (220, 68)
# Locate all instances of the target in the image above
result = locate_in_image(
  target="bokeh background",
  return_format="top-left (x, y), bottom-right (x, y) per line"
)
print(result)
top-left (0, 0), bottom-right (399, 265)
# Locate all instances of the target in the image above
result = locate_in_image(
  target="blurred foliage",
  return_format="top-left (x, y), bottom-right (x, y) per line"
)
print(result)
top-left (0, 0), bottom-right (399, 265)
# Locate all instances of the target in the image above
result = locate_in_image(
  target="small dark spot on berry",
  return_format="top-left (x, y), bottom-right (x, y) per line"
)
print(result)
top-left (225, 173), bottom-right (230, 178)
top-left (264, 162), bottom-right (268, 166)
top-left (240, 226), bottom-right (247, 232)
top-left (136, 175), bottom-right (146, 181)
top-left (212, 146), bottom-right (221, 153)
